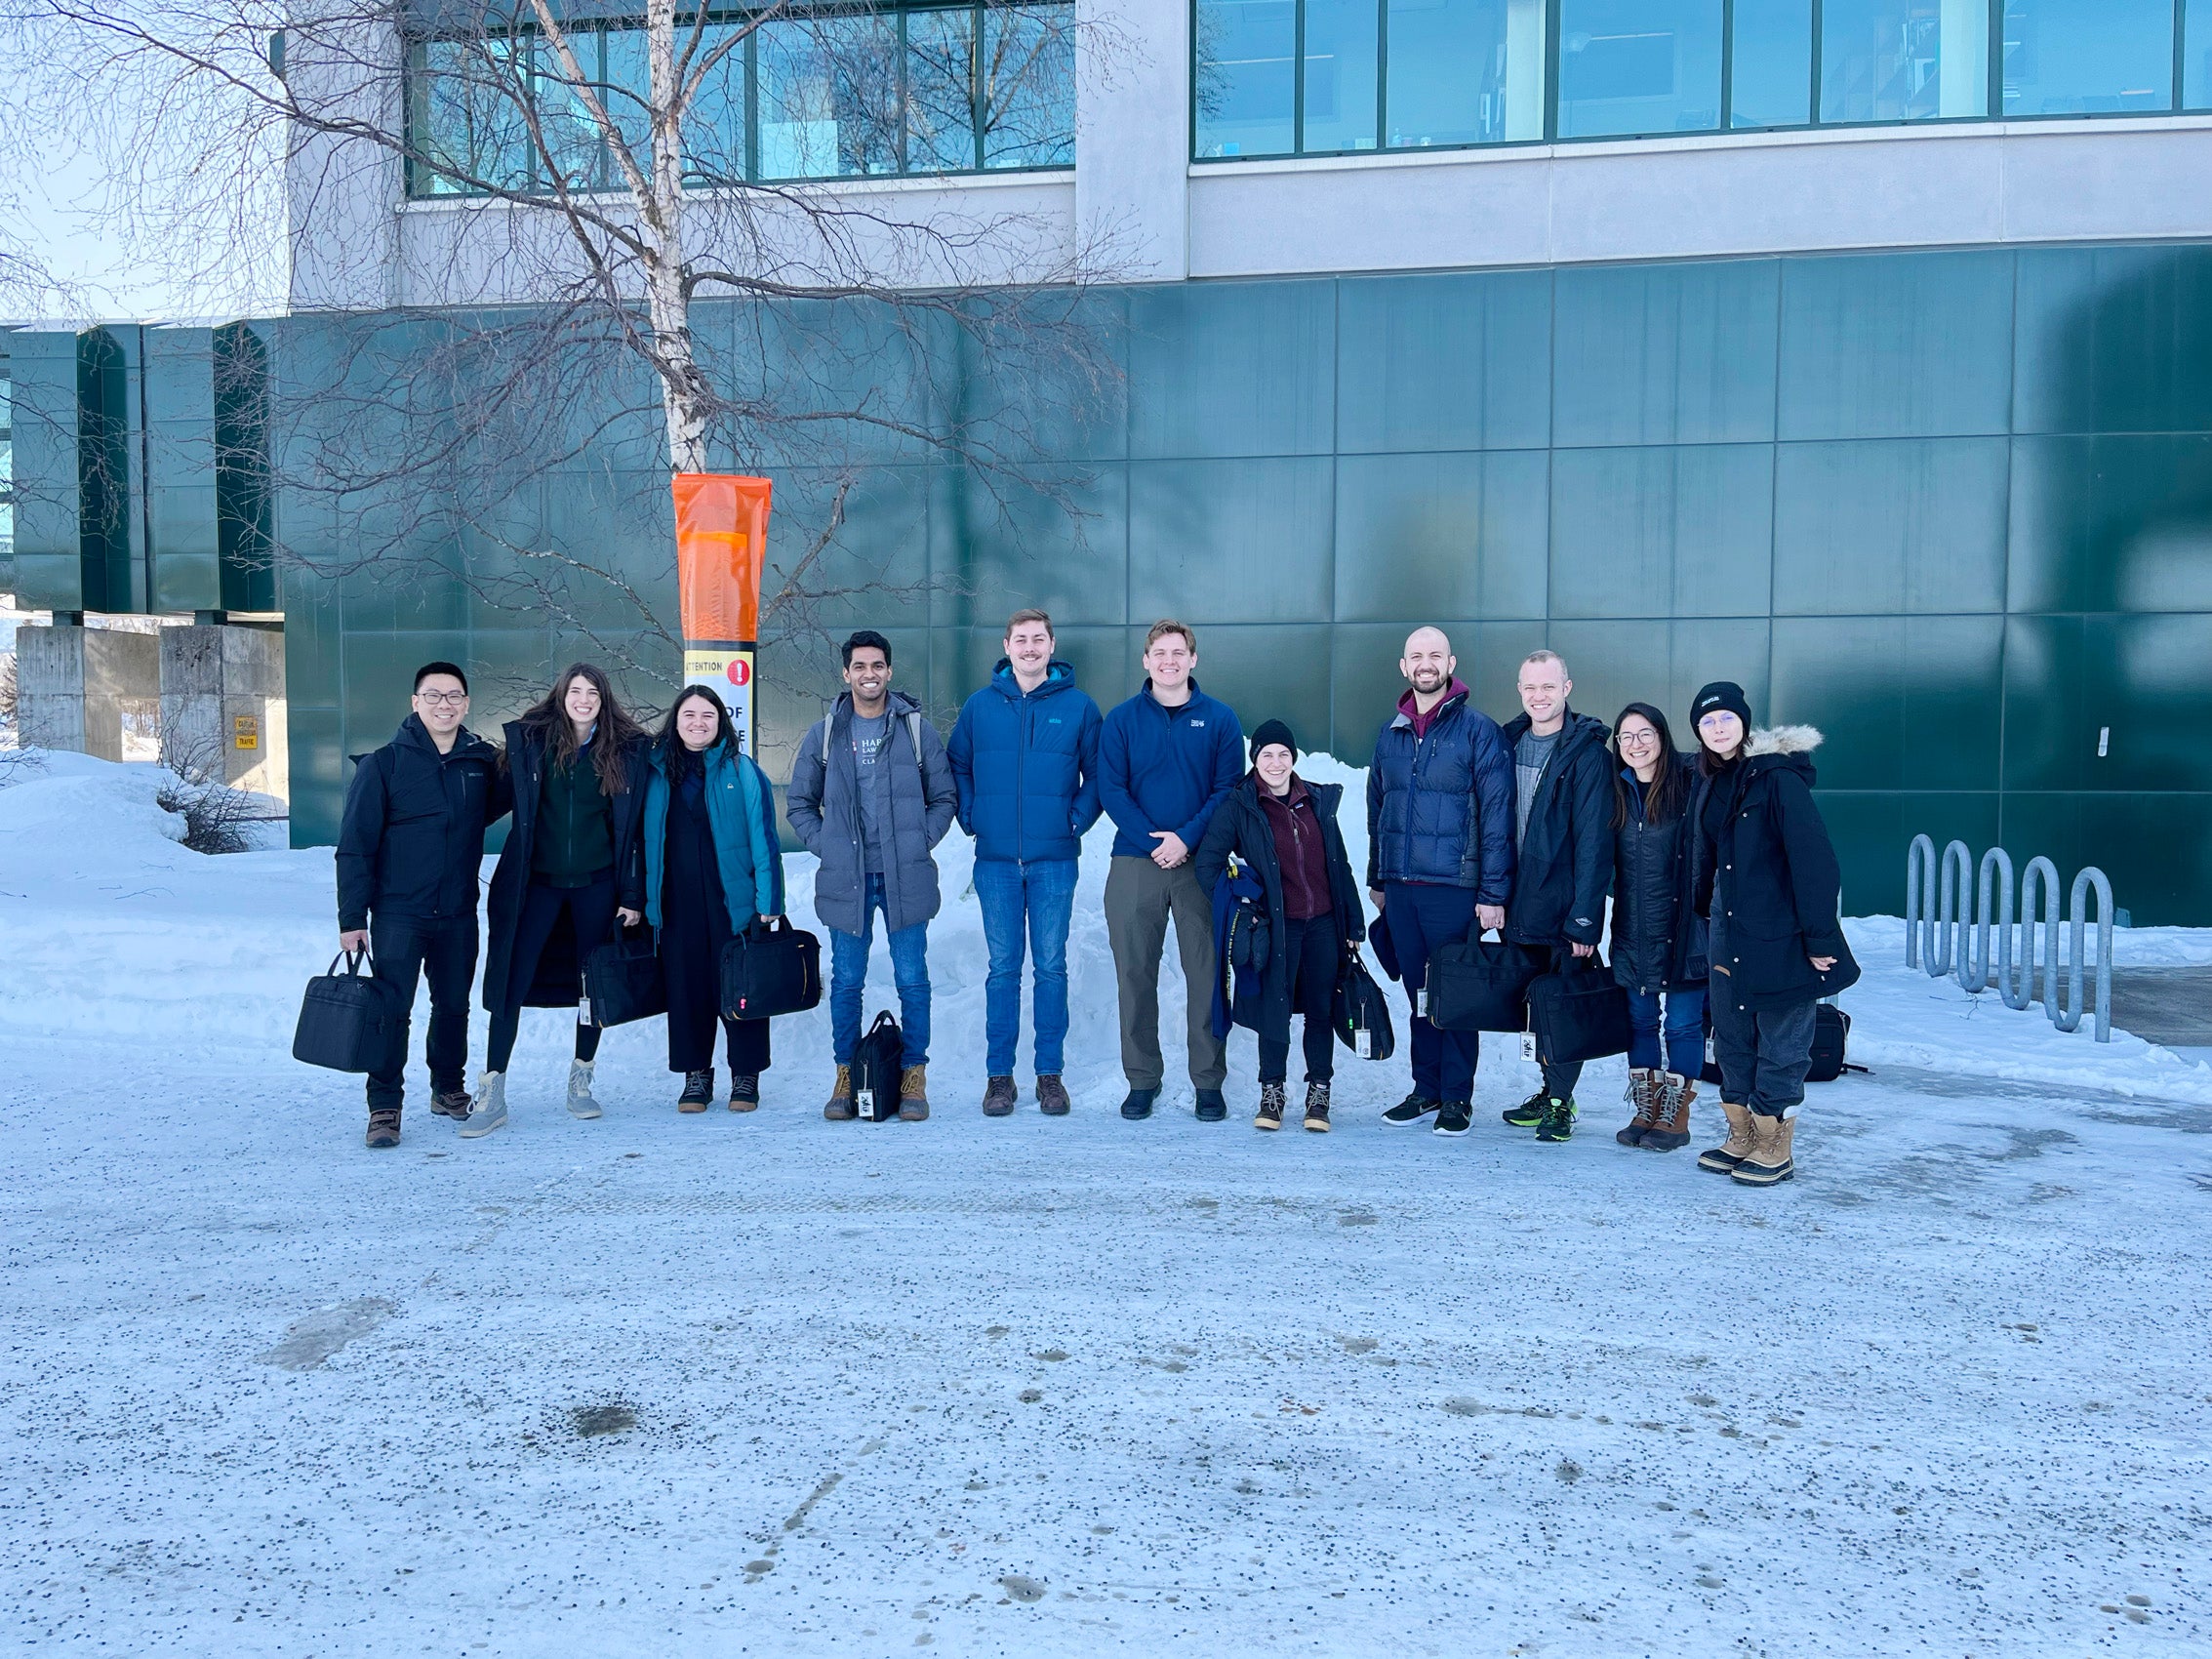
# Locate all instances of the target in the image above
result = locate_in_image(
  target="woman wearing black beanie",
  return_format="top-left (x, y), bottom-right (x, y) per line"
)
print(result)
top-left (1194, 720), bottom-right (1367, 1132)
top-left (1687, 681), bottom-right (1859, 1187)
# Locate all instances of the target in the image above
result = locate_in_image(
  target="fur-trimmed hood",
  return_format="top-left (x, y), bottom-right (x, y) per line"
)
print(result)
top-left (1746, 724), bottom-right (1822, 757)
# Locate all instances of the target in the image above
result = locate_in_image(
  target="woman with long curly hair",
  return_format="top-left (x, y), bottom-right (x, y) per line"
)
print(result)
top-left (463, 664), bottom-right (651, 1138)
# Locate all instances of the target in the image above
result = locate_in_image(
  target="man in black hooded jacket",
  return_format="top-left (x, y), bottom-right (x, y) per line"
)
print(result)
top-left (1499, 650), bottom-right (1613, 1143)
top-left (335, 663), bottom-right (511, 1147)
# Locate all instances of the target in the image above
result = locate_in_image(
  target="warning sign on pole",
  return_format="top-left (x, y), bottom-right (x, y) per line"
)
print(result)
top-left (673, 473), bottom-right (772, 752)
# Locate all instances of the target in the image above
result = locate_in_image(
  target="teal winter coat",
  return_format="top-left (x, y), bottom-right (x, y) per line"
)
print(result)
top-left (642, 742), bottom-right (785, 932)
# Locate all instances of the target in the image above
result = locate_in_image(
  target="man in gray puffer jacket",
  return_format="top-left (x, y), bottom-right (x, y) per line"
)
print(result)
top-left (787, 630), bottom-right (958, 1120)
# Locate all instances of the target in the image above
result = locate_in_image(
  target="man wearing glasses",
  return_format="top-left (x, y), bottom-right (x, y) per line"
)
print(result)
top-left (335, 663), bottom-right (512, 1148)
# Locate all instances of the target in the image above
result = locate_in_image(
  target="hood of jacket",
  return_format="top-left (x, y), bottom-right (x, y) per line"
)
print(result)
top-left (987, 659), bottom-right (1078, 702)
top-left (1741, 724), bottom-right (1822, 789)
top-left (1500, 707), bottom-right (1610, 752)
top-left (375, 712), bottom-right (499, 767)
top-left (831, 688), bottom-right (926, 723)
top-left (1390, 679), bottom-right (1469, 730)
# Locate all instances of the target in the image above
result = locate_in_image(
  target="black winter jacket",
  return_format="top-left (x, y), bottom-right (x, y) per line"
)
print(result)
top-left (482, 721), bottom-right (649, 1013)
top-left (1609, 757), bottom-right (1709, 994)
top-left (1694, 725), bottom-right (1862, 1012)
top-left (1365, 686), bottom-right (1515, 899)
top-left (1501, 708), bottom-right (1614, 949)
top-left (335, 715), bottom-right (509, 932)
top-left (1195, 774), bottom-right (1366, 1048)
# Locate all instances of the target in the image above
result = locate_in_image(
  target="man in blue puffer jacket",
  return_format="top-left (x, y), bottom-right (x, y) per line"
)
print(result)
top-left (1366, 627), bottom-right (1515, 1139)
top-left (947, 608), bottom-right (1104, 1119)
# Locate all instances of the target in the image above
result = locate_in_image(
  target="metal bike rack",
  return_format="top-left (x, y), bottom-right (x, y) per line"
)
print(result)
top-left (1906, 835), bottom-right (2113, 1041)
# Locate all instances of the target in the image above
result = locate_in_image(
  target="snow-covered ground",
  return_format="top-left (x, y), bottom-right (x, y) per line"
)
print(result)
top-left (3, 753), bottom-right (2207, 1655)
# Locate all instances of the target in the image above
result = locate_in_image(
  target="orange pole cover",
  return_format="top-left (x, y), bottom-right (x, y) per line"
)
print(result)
top-left (673, 473), bottom-right (772, 644)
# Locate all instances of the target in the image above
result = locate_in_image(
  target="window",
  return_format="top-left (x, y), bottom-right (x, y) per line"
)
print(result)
top-left (2002, 0), bottom-right (2174, 115)
top-left (1195, 0), bottom-right (1298, 157)
top-left (1387, 0), bottom-right (1544, 147)
top-left (1728, 0), bottom-right (1812, 126)
top-left (1301, 0), bottom-right (1380, 151)
top-left (405, 3), bottom-right (1076, 196)
top-left (1555, 0), bottom-right (1721, 138)
top-left (1818, 0), bottom-right (1986, 123)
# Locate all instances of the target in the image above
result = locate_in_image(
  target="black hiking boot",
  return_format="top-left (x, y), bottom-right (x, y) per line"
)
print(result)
top-left (679, 1070), bottom-right (713, 1113)
top-left (1303, 1081), bottom-right (1332, 1133)
top-left (729, 1072), bottom-right (759, 1113)
top-left (1194, 1088), bottom-right (1228, 1122)
top-left (1120, 1086), bottom-right (1158, 1120)
top-left (1255, 1082), bottom-right (1286, 1130)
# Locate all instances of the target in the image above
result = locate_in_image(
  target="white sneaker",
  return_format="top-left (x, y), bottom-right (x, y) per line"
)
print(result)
top-left (459, 1072), bottom-right (507, 1139)
top-left (566, 1059), bottom-right (603, 1119)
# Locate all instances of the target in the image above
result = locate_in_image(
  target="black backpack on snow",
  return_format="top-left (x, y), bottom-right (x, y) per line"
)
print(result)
top-left (850, 1011), bottom-right (905, 1120)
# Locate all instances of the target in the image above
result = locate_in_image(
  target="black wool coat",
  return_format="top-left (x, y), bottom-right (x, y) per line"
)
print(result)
top-left (335, 714), bottom-right (510, 933)
top-left (1609, 756), bottom-right (1709, 994)
top-left (1500, 708), bottom-right (1615, 949)
top-left (481, 721), bottom-right (649, 1013)
top-left (1194, 774), bottom-right (1366, 1048)
top-left (1694, 726), bottom-right (1862, 1012)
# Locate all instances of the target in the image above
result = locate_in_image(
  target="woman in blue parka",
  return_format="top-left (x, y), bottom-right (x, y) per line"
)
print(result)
top-left (643, 685), bottom-right (786, 1113)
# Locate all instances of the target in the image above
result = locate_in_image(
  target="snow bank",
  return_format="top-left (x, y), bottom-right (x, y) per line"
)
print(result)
top-left (3, 752), bottom-right (2206, 1106)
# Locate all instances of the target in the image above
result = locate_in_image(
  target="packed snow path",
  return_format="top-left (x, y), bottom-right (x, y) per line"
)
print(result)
top-left (2, 754), bottom-right (2207, 1654)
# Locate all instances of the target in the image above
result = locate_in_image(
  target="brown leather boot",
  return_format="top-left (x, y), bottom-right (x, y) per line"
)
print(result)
top-left (1641, 1072), bottom-right (1697, 1152)
top-left (899, 1065), bottom-right (930, 1121)
top-left (1698, 1099), bottom-right (1754, 1173)
top-left (823, 1064), bottom-right (856, 1120)
top-left (1615, 1068), bottom-right (1661, 1146)
top-left (365, 1109), bottom-right (401, 1149)
top-left (1731, 1110), bottom-right (1797, 1186)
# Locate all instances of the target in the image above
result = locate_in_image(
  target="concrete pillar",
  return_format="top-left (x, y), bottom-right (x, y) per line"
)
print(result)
top-left (160, 624), bottom-right (289, 800)
top-left (17, 624), bottom-right (162, 761)
top-left (1077, 0), bottom-right (1190, 281)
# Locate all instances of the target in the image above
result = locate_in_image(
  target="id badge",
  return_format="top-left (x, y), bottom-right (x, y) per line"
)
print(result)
top-left (577, 994), bottom-right (593, 1027)
top-left (1414, 988), bottom-right (1428, 1019)
top-left (1355, 1026), bottom-right (1373, 1060)
top-left (856, 1088), bottom-right (875, 1119)
top-left (1519, 1031), bottom-right (1537, 1064)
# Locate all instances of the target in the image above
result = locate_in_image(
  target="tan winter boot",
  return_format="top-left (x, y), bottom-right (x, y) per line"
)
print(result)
top-left (898, 1065), bottom-right (930, 1121)
top-left (1731, 1109), bottom-right (1797, 1187)
top-left (823, 1064), bottom-right (856, 1120)
top-left (1698, 1099), bottom-right (1754, 1174)
top-left (1615, 1069), bottom-right (1662, 1147)
top-left (1641, 1072), bottom-right (1698, 1153)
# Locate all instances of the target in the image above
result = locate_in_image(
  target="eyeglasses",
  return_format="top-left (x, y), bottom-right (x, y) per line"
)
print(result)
top-left (416, 690), bottom-right (467, 707)
top-left (1617, 730), bottom-right (1659, 747)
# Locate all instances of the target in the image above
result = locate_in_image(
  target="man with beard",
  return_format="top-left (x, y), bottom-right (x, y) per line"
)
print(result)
top-left (1366, 627), bottom-right (1515, 1138)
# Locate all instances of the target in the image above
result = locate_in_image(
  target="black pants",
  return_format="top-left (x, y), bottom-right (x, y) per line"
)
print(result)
top-left (486, 874), bottom-right (615, 1074)
top-left (1540, 946), bottom-right (1587, 1103)
top-left (1258, 914), bottom-right (1339, 1085)
top-left (366, 914), bottom-right (478, 1112)
top-left (663, 896), bottom-right (773, 1075)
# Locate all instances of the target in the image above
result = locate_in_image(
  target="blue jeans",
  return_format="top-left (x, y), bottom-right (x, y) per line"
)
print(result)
top-left (973, 858), bottom-right (1077, 1076)
top-left (1627, 985), bottom-right (1707, 1077)
top-left (830, 873), bottom-right (931, 1068)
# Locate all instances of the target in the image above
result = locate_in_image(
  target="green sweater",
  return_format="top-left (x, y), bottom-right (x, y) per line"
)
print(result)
top-left (534, 751), bottom-right (615, 887)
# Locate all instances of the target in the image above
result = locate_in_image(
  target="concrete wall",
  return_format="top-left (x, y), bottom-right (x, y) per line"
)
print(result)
top-left (16, 625), bottom-right (161, 761)
top-left (160, 624), bottom-right (290, 799)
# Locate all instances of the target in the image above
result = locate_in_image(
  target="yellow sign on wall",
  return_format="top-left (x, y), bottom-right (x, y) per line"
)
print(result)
top-left (233, 715), bottom-right (260, 751)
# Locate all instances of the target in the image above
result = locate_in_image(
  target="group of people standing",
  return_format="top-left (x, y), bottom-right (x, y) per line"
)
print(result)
top-left (333, 612), bottom-right (1857, 1190)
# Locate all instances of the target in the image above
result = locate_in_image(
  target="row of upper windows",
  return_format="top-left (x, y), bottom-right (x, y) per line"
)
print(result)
top-left (1194, 0), bottom-right (2212, 161)
top-left (404, 3), bottom-right (1072, 197)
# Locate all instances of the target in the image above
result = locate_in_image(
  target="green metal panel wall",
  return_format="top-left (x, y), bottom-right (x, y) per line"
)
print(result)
top-left (7, 331), bottom-right (87, 611)
top-left (143, 327), bottom-right (223, 614)
top-left (272, 243), bottom-right (2212, 921)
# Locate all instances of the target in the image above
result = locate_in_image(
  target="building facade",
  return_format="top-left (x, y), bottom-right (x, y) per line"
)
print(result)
top-left (8, 0), bottom-right (2212, 917)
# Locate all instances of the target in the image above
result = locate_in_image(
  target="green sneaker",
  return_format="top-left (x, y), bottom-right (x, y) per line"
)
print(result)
top-left (1502, 1090), bottom-right (1547, 1129)
top-left (1536, 1096), bottom-right (1577, 1143)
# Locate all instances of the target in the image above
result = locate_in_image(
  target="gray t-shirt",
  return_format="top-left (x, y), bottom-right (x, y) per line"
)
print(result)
top-left (850, 712), bottom-right (891, 874)
top-left (1514, 726), bottom-right (1560, 852)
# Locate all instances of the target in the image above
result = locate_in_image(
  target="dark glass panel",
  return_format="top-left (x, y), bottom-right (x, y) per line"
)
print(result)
top-left (2002, 0), bottom-right (2174, 116)
top-left (1195, 0), bottom-right (1298, 157)
top-left (681, 23), bottom-right (751, 184)
top-left (1556, 0), bottom-right (1722, 137)
top-left (410, 38), bottom-right (537, 194)
top-left (756, 15), bottom-right (903, 179)
top-left (1729, 0), bottom-right (1813, 126)
top-left (908, 6), bottom-right (981, 171)
top-left (1385, 0), bottom-right (1542, 147)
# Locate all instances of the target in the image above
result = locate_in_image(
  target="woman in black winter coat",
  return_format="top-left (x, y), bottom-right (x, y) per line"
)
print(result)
top-left (465, 663), bottom-right (651, 1139)
top-left (1193, 720), bottom-right (1366, 1134)
top-left (1687, 680), bottom-right (1860, 1189)
top-left (1605, 704), bottom-right (1709, 1153)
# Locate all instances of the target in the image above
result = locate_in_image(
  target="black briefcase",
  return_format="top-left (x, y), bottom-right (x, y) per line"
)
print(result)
top-left (719, 915), bottom-right (823, 1020)
top-left (1427, 933), bottom-right (1544, 1032)
top-left (851, 1011), bottom-right (905, 1121)
top-left (1526, 955), bottom-right (1632, 1066)
top-left (292, 951), bottom-right (407, 1075)
top-left (582, 925), bottom-right (666, 1029)
top-left (1331, 946), bottom-right (1396, 1062)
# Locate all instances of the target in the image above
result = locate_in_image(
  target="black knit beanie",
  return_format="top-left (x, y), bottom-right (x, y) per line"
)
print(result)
top-left (1689, 681), bottom-right (1752, 731)
top-left (1249, 719), bottom-right (1299, 761)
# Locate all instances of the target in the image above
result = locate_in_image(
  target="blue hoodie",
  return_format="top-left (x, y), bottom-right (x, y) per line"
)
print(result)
top-left (1098, 678), bottom-right (1244, 860)
top-left (947, 659), bottom-right (1104, 864)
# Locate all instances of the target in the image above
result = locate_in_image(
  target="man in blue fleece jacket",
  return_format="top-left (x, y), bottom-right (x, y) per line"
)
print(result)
top-left (1098, 620), bottom-right (1244, 1121)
